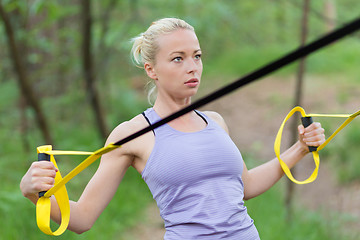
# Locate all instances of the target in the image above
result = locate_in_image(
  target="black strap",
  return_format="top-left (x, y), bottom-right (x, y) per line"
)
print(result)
top-left (142, 112), bottom-right (155, 136)
top-left (113, 17), bottom-right (360, 147)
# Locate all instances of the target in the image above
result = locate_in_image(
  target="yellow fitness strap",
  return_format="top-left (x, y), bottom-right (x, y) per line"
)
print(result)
top-left (275, 106), bottom-right (360, 185)
top-left (36, 143), bottom-right (120, 236)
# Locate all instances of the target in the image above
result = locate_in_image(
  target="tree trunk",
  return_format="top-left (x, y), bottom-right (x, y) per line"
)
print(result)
top-left (285, 0), bottom-right (310, 222)
top-left (0, 1), bottom-right (53, 145)
top-left (324, 0), bottom-right (337, 32)
top-left (96, 0), bottom-right (118, 85)
top-left (81, 0), bottom-right (108, 140)
top-left (19, 96), bottom-right (30, 153)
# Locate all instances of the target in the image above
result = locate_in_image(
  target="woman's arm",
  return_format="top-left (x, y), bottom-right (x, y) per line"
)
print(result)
top-left (204, 110), bottom-right (325, 201)
top-left (20, 121), bottom-right (140, 234)
top-left (66, 143), bottom-right (133, 233)
top-left (242, 123), bottom-right (325, 200)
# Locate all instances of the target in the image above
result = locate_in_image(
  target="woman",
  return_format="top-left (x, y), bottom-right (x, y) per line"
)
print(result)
top-left (20, 18), bottom-right (325, 239)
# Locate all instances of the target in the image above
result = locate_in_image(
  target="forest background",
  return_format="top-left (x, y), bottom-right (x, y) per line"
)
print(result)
top-left (0, 0), bottom-right (360, 239)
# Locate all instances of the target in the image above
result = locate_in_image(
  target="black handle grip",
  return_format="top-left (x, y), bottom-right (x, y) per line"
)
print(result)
top-left (38, 153), bottom-right (50, 197)
top-left (301, 116), bottom-right (318, 152)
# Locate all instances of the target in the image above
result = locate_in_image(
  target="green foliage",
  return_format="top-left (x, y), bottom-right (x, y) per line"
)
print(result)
top-left (322, 124), bottom-right (360, 183)
top-left (203, 37), bottom-right (360, 82)
top-left (305, 38), bottom-right (360, 79)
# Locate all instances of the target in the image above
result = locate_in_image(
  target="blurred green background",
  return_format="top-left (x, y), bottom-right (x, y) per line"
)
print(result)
top-left (0, 0), bottom-right (359, 239)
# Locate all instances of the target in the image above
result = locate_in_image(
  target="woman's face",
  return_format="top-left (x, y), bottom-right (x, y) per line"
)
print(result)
top-left (145, 29), bottom-right (203, 101)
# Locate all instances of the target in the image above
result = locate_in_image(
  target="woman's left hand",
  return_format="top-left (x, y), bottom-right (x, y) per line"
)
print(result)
top-left (298, 122), bottom-right (325, 152)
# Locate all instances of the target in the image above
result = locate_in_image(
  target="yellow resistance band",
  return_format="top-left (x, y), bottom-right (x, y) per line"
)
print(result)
top-left (36, 143), bottom-right (120, 236)
top-left (275, 106), bottom-right (360, 185)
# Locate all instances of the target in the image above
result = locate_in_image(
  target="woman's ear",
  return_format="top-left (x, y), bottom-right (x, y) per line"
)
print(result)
top-left (144, 62), bottom-right (157, 80)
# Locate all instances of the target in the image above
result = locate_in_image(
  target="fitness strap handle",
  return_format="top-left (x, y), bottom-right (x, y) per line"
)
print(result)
top-left (36, 144), bottom-right (120, 236)
top-left (275, 106), bottom-right (360, 185)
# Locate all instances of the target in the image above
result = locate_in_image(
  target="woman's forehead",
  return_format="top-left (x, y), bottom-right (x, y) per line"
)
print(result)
top-left (156, 29), bottom-right (200, 54)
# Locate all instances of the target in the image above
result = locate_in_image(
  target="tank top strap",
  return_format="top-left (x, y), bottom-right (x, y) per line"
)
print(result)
top-left (142, 108), bottom-right (218, 135)
top-left (142, 108), bottom-right (165, 135)
top-left (141, 111), bottom-right (155, 135)
top-left (194, 110), bottom-right (208, 124)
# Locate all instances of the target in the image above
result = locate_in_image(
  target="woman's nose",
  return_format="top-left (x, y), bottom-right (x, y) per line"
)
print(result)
top-left (186, 58), bottom-right (200, 74)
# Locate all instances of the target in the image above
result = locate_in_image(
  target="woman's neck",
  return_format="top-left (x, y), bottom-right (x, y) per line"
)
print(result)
top-left (153, 95), bottom-right (192, 118)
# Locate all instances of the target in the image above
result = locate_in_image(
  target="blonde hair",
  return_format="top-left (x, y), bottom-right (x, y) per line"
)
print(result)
top-left (130, 18), bottom-right (195, 104)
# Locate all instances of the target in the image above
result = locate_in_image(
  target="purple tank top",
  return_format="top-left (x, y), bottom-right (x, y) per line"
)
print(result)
top-left (141, 108), bottom-right (260, 239)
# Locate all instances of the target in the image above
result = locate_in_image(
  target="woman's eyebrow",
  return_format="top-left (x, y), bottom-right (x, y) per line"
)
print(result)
top-left (170, 49), bottom-right (202, 55)
top-left (170, 51), bottom-right (185, 55)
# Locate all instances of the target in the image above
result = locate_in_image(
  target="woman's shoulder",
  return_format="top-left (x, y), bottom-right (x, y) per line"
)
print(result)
top-left (105, 113), bottom-right (150, 145)
top-left (202, 110), bottom-right (229, 134)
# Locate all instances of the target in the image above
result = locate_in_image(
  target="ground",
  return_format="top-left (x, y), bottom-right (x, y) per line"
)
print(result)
top-left (124, 76), bottom-right (360, 239)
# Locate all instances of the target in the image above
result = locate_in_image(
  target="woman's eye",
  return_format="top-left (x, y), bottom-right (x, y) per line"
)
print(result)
top-left (195, 54), bottom-right (202, 60)
top-left (173, 57), bottom-right (182, 62)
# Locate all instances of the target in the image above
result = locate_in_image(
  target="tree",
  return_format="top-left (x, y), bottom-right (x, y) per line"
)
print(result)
top-left (285, 0), bottom-right (310, 221)
top-left (0, 0), bottom-right (53, 145)
top-left (81, 0), bottom-right (108, 139)
top-left (324, 0), bottom-right (337, 32)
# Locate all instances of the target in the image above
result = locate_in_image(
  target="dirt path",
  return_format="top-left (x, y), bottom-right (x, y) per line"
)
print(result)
top-left (125, 76), bottom-right (360, 239)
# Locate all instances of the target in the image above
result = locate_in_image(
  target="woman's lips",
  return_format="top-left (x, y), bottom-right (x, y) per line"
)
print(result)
top-left (184, 78), bottom-right (199, 87)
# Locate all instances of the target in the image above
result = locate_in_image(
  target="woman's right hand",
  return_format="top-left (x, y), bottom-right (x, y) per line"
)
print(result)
top-left (20, 161), bottom-right (58, 202)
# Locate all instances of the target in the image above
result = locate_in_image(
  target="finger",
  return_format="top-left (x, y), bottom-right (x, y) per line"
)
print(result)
top-left (31, 161), bottom-right (58, 171)
top-left (303, 122), bottom-right (324, 135)
top-left (304, 130), bottom-right (325, 143)
top-left (33, 176), bottom-right (56, 186)
top-left (303, 133), bottom-right (326, 146)
top-left (304, 122), bottom-right (323, 132)
top-left (35, 183), bottom-right (54, 193)
top-left (298, 125), bottom-right (305, 135)
top-left (42, 176), bottom-right (56, 185)
top-left (31, 165), bottom-right (57, 178)
top-left (32, 177), bottom-right (55, 192)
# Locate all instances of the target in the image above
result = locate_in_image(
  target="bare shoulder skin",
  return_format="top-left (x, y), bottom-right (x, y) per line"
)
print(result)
top-left (202, 111), bottom-right (229, 133)
top-left (105, 113), bottom-right (155, 174)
